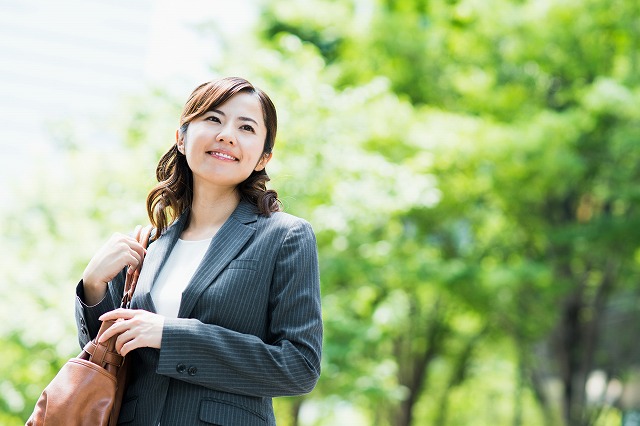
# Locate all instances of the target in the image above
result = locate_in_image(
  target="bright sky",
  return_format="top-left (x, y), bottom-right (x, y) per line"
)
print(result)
top-left (0, 0), bottom-right (256, 201)
top-left (145, 0), bottom-right (258, 86)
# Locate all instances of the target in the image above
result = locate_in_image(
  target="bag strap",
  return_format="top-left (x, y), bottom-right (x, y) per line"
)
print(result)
top-left (82, 328), bottom-right (125, 368)
top-left (120, 225), bottom-right (154, 309)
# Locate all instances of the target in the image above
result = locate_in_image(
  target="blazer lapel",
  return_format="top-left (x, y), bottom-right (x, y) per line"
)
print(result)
top-left (131, 213), bottom-right (188, 312)
top-left (177, 201), bottom-right (258, 318)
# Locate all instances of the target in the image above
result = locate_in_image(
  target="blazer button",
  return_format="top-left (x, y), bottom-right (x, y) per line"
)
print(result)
top-left (176, 363), bottom-right (187, 374)
top-left (188, 366), bottom-right (198, 376)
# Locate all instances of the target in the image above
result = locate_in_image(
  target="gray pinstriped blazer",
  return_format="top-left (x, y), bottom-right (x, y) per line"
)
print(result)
top-left (75, 201), bottom-right (322, 425)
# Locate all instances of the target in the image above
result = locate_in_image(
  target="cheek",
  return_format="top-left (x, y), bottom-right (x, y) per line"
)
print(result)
top-left (251, 152), bottom-right (269, 170)
top-left (239, 138), bottom-right (261, 159)
top-left (182, 129), bottom-right (205, 156)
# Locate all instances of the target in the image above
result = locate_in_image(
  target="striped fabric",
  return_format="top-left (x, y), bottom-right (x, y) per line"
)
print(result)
top-left (75, 201), bottom-right (322, 425)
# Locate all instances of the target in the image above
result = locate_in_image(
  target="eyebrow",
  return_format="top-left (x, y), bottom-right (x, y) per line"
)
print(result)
top-left (211, 109), bottom-right (259, 126)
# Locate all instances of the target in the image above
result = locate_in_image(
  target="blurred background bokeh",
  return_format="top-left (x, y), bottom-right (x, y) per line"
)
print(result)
top-left (2, 0), bottom-right (640, 425)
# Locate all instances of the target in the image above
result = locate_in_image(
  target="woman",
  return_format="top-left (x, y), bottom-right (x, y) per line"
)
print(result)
top-left (76, 77), bottom-right (323, 425)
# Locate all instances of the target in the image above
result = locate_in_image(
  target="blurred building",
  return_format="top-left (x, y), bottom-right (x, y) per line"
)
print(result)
top-left (0, 0), bottom-right (254, 201)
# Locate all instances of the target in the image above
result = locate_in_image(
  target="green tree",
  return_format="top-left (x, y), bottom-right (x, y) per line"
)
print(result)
top-left (256, 0), bottom-right (640, 425)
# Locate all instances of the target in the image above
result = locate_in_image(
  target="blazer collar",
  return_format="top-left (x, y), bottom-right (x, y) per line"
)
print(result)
top-left (228, 198), bottom-right (259, 225)
top-left (131, 200), bottom-right (259, 315)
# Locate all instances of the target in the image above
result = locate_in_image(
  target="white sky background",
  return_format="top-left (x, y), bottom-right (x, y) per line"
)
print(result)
top-left (0, 0), bottom-right (257, 201)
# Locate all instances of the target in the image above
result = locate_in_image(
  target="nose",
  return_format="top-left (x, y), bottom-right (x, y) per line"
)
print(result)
top-left (217, 124), bottom-right (236, 145)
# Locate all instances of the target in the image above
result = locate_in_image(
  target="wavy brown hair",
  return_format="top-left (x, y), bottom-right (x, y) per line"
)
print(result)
top-left (146, 77), bottom-right (281, 235)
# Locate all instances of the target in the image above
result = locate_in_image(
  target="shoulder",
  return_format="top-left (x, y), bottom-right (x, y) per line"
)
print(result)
top-left (233, 201), bottom-right (316, 241)
top-left (258, 210), bottom-right (314, 232)
top-left (253, 211), bottom-right (317, 249)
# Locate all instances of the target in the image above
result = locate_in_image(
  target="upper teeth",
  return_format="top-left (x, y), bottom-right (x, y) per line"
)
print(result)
top-left (214, 152), bottom-right (235, 160)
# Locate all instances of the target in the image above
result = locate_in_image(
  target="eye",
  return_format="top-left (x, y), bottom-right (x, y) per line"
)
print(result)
top-left (205, 116), bottom-right (221, 123)
top-left (240, 124), bottom-right (255, 132)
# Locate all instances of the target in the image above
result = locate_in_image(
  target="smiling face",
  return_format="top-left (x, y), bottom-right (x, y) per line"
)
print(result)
top-left (177, 91), bottom-right (272, 192)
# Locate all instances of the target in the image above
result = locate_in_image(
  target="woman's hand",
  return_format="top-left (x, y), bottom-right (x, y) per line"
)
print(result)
top-left (98, 309), bottom-right (164, 356)
top-left (81, 233), bottom-right (146, 304)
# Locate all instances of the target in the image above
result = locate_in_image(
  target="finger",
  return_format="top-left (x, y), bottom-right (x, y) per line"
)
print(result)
top-left (125, 252), bottom-right (142, 275)
top-left (119, 338), bottom-right (138, 357)
top-left (128, 245), bottom-right (147, 273)
top-left (130, 244), bottom-right (143, 260)
top-left (112, 235), bottom-right (138, 254)
top-left (114, 235), bottom-right (144, 259)
top-left (99, 308), bottom-right (135, 323)
top-left (126, 239), bottom-right (146, 262)
top-left (97, 316), bottom-right (129, 343)
top-left (115, 329), bottom-right (136, 355)
top-left (98, 324), bottom-right (119, 343)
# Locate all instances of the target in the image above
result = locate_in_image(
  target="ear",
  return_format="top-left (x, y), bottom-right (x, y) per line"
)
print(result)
top-left (254, 152), bottom-right (273, 172)
top-left (176, 129), bottom-right (185, 153)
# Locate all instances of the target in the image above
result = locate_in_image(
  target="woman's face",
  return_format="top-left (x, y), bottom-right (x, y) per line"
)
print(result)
top-left (177, 92), bottom-right (271, 191)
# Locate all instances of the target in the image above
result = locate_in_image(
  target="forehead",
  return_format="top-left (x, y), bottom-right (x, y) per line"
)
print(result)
top-left (212, 92), bottom-right (264, 123)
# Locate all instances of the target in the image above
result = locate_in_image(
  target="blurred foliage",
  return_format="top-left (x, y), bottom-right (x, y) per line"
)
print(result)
top-left (3, 0), bottom-right (640, 425)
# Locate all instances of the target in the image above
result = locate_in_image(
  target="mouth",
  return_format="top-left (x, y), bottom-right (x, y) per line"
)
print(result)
top-left (207, 150), bottom-right (239, 161)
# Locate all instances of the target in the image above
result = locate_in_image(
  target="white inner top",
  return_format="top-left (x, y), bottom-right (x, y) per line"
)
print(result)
top-left (151, 237), bottom-right (212, 318)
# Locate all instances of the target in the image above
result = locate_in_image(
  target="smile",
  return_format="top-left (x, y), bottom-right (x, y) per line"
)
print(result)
top-left (208, 151), bottom-right (238, 161)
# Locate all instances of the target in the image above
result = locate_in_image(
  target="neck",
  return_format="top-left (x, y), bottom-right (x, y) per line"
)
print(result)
top-left (183, 183), bottom-right (241, 240)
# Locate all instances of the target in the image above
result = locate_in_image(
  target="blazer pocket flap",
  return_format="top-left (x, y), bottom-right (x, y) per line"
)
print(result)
top-left (199, 398), bottom-right (266, 425)
top-left (227, 259), bottom-right (258, 270)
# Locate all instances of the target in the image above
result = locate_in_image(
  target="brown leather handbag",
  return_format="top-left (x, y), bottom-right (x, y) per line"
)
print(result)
top-left (26, 225), bottom-right (153, 426)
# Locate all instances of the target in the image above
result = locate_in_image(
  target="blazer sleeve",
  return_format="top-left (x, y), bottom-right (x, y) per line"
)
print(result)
top-left (157, 218), bottom-right (323, 397)
top-left (74, 271), bottom-right (125, 348)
